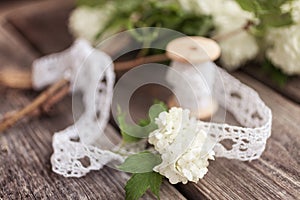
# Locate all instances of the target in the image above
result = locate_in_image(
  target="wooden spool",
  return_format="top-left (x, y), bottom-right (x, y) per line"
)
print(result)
top-left (166, 36), bottom-right (221, 119)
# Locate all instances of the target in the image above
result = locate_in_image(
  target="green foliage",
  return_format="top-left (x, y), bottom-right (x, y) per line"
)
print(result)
top-left (117, 107), bottom-right (141, 143)
top-left (234, 0), bottom-right (258, 12)
top-left (235, 0), bottom-right (294, 35)
top-left (234, 0), bottom-right (294, 84)
top-left (77, 0), bottom-right (296, 81)
top-left (262, 59), bottom-right (288, 87)
top-left (117, 101), bottom-right (167, 144)
top-left (118, 151), bottom-right (162, 173)
top-left (153, 99), bottom-right (168, 111)
top-left (76, 0), bottom-right (105, 7)
top-left (78, 0), bottom-right (214, 43)
top-left (125, 172), bottom-right (163, 200)
top-left (117, 102), bottom-right (166, 199)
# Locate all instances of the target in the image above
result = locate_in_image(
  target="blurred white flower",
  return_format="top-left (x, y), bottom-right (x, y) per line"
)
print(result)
top-left (179, 0), bottom-right (259, 70)
top-left (178, 0), bottom-right (219, 15)
top-left (212, 0), bottom-right (258, 70)
top-left (281, 0), bottom-right (300, 22)
top-left (69, 6), bottom-right (113, 43)
top-left (217, 31), bottom-right (258, 69)
top-left (266, 24), bottom-right (300, 75)
top-left (149, 107), bottom-right (215, 184)
top-left (266, 0), bottom-right (300, 75)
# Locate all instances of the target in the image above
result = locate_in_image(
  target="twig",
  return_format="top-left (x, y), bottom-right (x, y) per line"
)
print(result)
top-left (114, 54), bottom-right (169, 71)
top-left (0, 23), bottom-right (255, 133)
top-left (0, 55), bottom-right (169, 89)
top-left (41, 83), bottom-right (70, 113)
top-left (0, 79), bottom-right (69, 133)
top-left (212, 21), bottom-right (254, 42)
top-left (0, 55), bottom-right (170, 133)
top-left (1, 83), bottom-right (70, 119)
top-left (0, 68), bottom-right (32, 89)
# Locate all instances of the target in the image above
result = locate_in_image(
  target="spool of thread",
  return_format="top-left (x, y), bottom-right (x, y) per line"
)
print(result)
top-left (166, 36), bottom-right (221, 119)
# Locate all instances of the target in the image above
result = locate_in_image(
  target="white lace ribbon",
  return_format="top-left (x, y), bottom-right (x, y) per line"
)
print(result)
top-left (32, 39), bottom-right (272, 178)
top-left (211, 66), bottom-right (272, 160)
top-left (32, 39), bottom-right (123, 177)
top-left (167, 62), bottom-right (272, 161)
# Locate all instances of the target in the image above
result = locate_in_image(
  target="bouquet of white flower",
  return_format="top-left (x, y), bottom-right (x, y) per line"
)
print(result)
top-left (117, 106), bottom-right (216, 199)
top-left (69, 0), bottom-right (300, 82)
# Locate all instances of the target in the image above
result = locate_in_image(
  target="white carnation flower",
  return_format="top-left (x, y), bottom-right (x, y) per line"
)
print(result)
top-left (266, 24), bottom-right (300, 75)
top-left (69, 6), bottom-right (113, 43)
top-left (149, 107), bottom-right (215, 184)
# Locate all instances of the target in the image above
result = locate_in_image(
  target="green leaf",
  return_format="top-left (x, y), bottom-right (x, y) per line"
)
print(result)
top-left (262, 59), bottom-right (289, 87)
top-left (88, 0), bottom-right (214, 42)
top-left (148, 104), bottom-right (166, 122)
top-left (117, 107), bottom-right (141, 143)
top-left (153, 99), bottom-right (168, 111)
top-left (261, 12), bottom-right (293, 27)
top-left (117, 102), bottom-right (167, 141)
top-left (137, 100), bottom-right (167, 127)
top-left (236, 0), bottom-right (294, 36)
top-left (125, 172), bottom-right (163, 200)
top-left (118, 151), bottom-right (162, 173)
top-left (76, 0), bottom-right (106, 7)
top-left (235, 0), bottom-right (258, 12)
top-left (138, 118), bottom-right (151, 127)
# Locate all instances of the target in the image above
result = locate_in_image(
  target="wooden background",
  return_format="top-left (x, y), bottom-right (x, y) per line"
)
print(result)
top-left (0, 0), bottom-right (299, 199)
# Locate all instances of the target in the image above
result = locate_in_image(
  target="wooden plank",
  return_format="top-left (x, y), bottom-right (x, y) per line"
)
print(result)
top-left (0, 1), bottom-right (38, 16)
top-left (0, 22), bottom-right (37, 70)
top-left (2, 1), bottom-right (300, 199)
top-left (6, 0), bottom-right (75, 55)
top-left (243, 64), bottom-right (300, 104)
top-left (175, 72), bottom-right (300, 200)
top-left (125, 74), bottom-right (300, 199)
top-left (0, 19), bottom-right (186, 200)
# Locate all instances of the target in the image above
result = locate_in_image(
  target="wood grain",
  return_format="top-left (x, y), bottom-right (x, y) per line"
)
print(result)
top-left (123, 71), bottom-right (300, 199)
top-left (0, 12), bottom-right (186, 200)
top-left (243, 64), bottom-right (300, 104)
top-left (176, 72), bottom-right (300, 200)
top-left (6, 0), bottom-right (74, 55)
top-left (1, 1), bottom-right (300, 199)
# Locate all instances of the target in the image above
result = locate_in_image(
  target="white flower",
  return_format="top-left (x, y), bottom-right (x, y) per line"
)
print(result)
top-left (266, 25), bottom-right (300, 75)
top-left (179, 0), bottom-right (259, 70)
top-left (148, 107), bottom-right (191, 153)
top-left (266, 0), bottom-right (300, 75)
top-left (178, 0), bottom-right (219, 15)
top-left (69, 6), bottom-right (114, 43)
top-left (217, 31), bottom-right (258, 69)
top-left (212, 0), bottom-right (258, 70)
top-left (149, 107), bottom-right (215, 184)
top-left (281, 0), bottom-right (300, 22)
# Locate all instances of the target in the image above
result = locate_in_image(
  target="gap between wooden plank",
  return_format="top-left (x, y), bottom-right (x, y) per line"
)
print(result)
top-left (0, 16), bottom-right (187, 200)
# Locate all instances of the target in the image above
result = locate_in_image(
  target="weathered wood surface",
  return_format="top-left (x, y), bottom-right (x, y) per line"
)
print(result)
top-left (243, 65), bottom-right (300, 104)
top-left (0, 2), bottom-right (186, 200)
top-left (0, 0), bottom-right (300, 200)
top-left (176, 72), bottom-right (300, 200)
top-left (124, 72), bottom-right (300, 200)
top-left (7, 0), bottom-right (74, 55)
